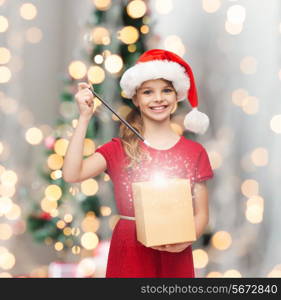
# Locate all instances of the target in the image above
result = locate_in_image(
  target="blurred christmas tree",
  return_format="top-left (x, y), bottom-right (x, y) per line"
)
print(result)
top-left (26, 0), bottom-right (154, 261)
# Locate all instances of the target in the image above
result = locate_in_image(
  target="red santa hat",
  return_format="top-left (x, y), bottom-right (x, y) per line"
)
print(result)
top-left (120, 49), bottom-right (209, 134)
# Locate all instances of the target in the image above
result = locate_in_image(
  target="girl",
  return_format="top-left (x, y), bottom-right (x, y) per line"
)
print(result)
top-left (62, 49), bottom-right (214, 278)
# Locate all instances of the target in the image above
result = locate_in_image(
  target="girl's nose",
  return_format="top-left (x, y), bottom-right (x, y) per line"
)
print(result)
top-left (154, 92), bottom-right (164, 101)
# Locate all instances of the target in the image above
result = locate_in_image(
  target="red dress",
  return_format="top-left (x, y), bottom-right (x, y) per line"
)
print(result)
top-left (95, 136), bottom-right (214, 278)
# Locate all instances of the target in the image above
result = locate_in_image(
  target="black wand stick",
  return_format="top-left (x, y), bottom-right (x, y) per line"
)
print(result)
top-left (89, 86), bottom-right (148, 144)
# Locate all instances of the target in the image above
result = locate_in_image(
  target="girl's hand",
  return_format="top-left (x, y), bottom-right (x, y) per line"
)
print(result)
top-left (75, 82), bottom-right (95, 120)
top-left (150, 241), bottom-right (192, 253)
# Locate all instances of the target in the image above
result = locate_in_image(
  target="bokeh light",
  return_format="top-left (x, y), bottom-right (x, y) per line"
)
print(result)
top-left (240, 56), bottom-right (257, 75)
top-left (154, 0), bottom-right (173, 15)
top-left (250, 148), bottom-right (268, 167)
top-left (104, 54), bottom-right (123, 74)
top-left (81, 232), bottom-right (99, 250)
top-left (192, 249), bottom-right (209, 269)
top-left (44, 185), bottom-right (62, 201)
top-left (0, 48), bottom-right (11, 64)
top-left (0, 66), bottom-right (12, 83)
top-left (93, 0), bottom-right (112, 11)
top-left (68, 61), bottom-right (87, 79)
top-left (227, 5), bottom-right (246, 24)
top-left (47, 154), bottom-right (64, 170)
top-left (241, 179), bottom-right (259, 198)
top-left (20, 3), bottom-right (37, 20)
top-left (81, 179), bottom-right (99, 196)
top-left (91, 27), bottom-right (110, 45)
top-left (245, 195), bottom-right (264, 224)
top-left (87, 65), bottom-right (105, 84)
top-left (0, 223), bottom-right (13, 240)
top-left (0, 251), bottom-right (15, 270)
top-left (54, 138), bottom-right (69, 156)
top-left (83, 138), bottom-right (95, 156)
top-left (118, 26), bottom-right (139, 44)
top-left (211, 231), bottom-right (232, 250)
top-left (232, 88), bottom-right (249, 106)
top-left (0, 16), bottom-right (9, 33)
top-left (202, 0), bottom-right (221, 13)
top-left (127, 0), bottom-right (147, 19)
top-left (25, 127), bottom-right (43, 145)
top-left (1, 170), bottom-right (18, 185)
top-left (164, 35), bottom-right (185, 57)
top-left (5, 203), bottom-right (21, 220)
top-left (225, 21), bottom-right (243, 35)
top-left (26, 27), bottom-right (42, 43)
top-left (81, 212), bottom-right (100, 232)
top-left (270, 115), bottom-right (281, 134)
top-left (223, 269), bottom-right (242, 277)
top-left (241, 96), bottom-right (259, 115)
top-left (41, 198), bottom-right (58, 213)
top-left (208, 151), bottom-right (223, 170)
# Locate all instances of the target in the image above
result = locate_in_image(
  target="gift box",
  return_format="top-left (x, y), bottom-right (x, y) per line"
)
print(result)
top-left (132, 178), bottom-right (196, 247)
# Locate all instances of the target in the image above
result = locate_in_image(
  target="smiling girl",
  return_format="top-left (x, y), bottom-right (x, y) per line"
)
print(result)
top-left (62, 49), bottom-right (214, 278)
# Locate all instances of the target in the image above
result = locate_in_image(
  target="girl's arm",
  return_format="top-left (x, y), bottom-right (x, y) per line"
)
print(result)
top-left (62, 82), bottom-right (107, 183)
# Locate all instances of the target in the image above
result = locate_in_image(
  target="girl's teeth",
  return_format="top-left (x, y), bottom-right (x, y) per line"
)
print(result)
top-left (151, 106), bottom-right (166, 110)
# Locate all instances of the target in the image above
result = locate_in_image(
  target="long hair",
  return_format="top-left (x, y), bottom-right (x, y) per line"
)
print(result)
top-left (119, 106), bottom-right (150, 169)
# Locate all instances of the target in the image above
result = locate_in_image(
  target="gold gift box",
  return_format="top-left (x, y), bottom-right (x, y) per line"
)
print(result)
top-left (132, 178), bottom-right (196, 247)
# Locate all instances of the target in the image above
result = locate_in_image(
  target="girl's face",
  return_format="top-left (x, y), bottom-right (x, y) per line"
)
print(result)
top-left (132, 79), bottom-right (178, 123)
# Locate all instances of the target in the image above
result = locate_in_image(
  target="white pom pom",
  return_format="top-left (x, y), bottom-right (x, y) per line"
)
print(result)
top-left (184, 108), bottom-right (210, 134)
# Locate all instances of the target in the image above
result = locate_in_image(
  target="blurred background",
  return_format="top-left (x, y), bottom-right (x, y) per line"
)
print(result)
top-left (0, 0), bottom-right (281, 278)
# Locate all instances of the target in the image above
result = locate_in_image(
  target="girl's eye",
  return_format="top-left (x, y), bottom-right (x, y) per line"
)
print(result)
top-left (143, 90), bottom-right (151, 94)
top-left (163, 88), bottom-right (173, 93)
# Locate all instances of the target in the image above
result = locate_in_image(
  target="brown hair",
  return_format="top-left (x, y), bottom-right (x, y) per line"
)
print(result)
top-left (119, 106), bottom-right (150, 169)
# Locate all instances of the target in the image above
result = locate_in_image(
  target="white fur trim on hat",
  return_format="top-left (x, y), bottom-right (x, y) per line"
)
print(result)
top-left (184, 108), bottom-right (210, 134)
top-left (120, 60), bottom-right (190, 101)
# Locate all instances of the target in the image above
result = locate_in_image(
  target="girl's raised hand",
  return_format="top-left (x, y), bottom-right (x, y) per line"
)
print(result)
top-left (75, 82), bottom-right (95, 120)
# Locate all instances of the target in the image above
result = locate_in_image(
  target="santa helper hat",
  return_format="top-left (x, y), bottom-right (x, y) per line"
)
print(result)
top-left (120, 49), bottom-right (209, 134)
